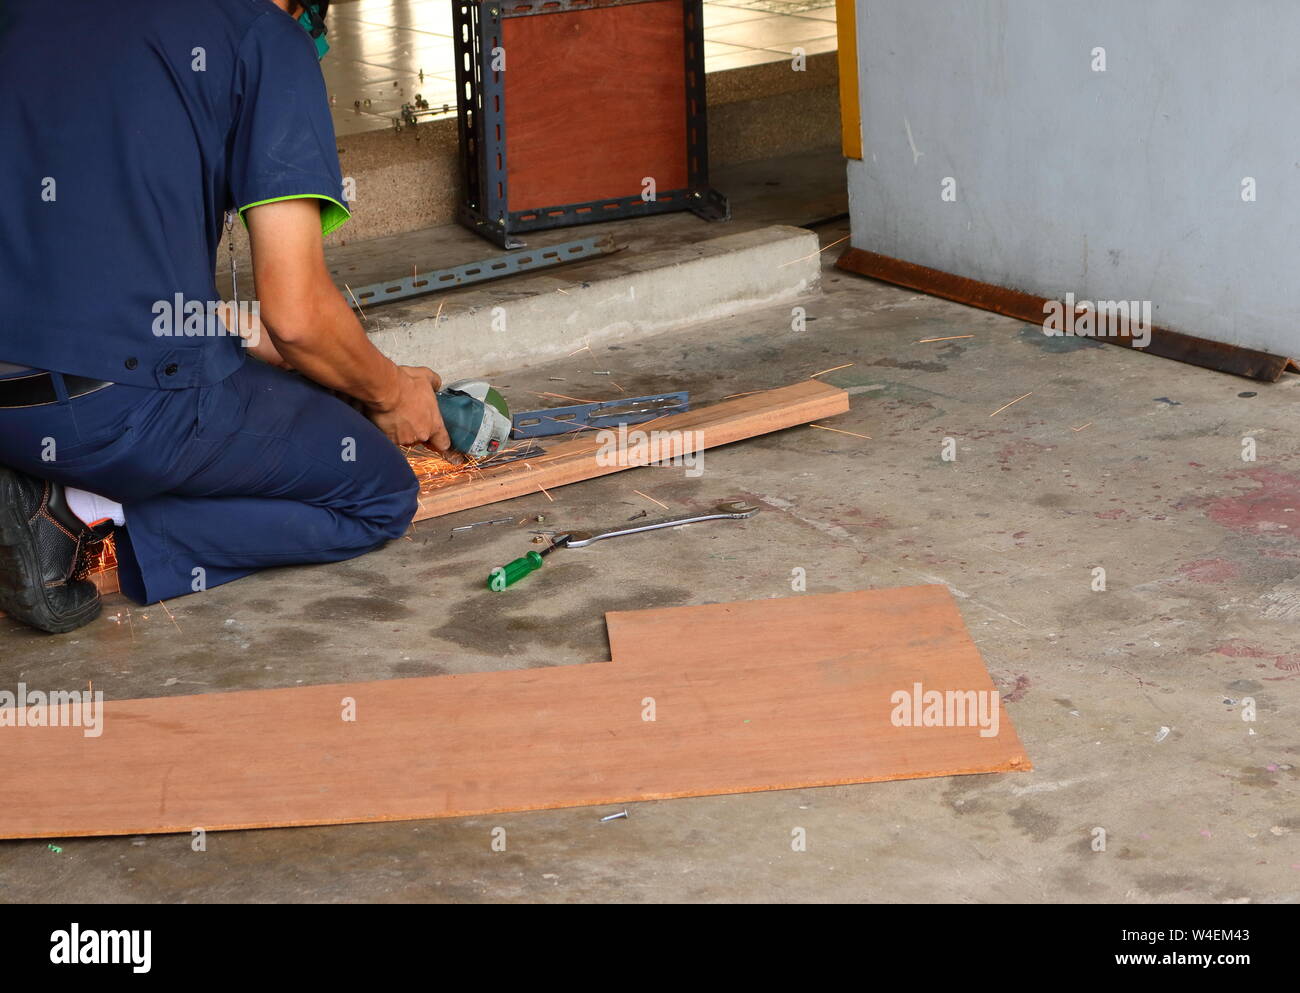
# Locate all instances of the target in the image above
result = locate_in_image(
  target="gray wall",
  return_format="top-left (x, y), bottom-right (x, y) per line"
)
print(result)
top-left (847, 0), bottom-right (1300, 356)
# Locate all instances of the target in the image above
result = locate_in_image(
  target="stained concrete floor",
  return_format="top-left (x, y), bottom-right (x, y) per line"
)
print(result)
top-left (3, 221), bottom-right (1299, 903)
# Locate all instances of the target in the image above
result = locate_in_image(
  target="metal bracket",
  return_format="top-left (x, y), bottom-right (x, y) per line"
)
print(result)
top-left (511, 392), bottom-right (691, 438)
top-left (343, 234), bottom-right (617, 308)
top-left (688, 187), bottom-right (730, 222)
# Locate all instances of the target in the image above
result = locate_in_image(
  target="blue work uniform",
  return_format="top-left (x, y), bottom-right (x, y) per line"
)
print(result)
top-left (0, 0), bottom-right (418, 604)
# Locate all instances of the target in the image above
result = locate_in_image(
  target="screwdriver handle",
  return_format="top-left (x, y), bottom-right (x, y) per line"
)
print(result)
top-left (488, 551), bottom-right (544, 591)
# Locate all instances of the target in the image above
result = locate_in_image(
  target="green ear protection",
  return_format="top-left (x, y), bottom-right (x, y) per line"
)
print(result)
top-left (297, 2), bottom-right (330, 60)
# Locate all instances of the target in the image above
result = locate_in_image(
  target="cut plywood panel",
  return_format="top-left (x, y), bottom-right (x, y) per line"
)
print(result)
top-left (606, 585), bottom-right (1028, 779)
top-left (0, 585), bottom-right (1026, 839)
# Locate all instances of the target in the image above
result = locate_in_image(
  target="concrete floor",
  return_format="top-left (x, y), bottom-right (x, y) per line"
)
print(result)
top-left (4, 218), bottom-right (1300, 902)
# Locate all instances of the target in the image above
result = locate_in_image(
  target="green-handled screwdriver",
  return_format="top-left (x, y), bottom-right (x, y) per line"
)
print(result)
top-left (486, 502), bottom-right (758, 591)
top-left (488, 540), bottom-right (568, 592)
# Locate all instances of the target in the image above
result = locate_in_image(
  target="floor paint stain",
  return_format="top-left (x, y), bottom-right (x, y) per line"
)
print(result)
top-left (868, 357), bottom-right (947, 373)
top-left (1002, 674), bottom-right (1031, 703)
top-left (1206, 468), bottom-right (1300, 539)
top-left (1177, 559), bottom-right (1240, 583)
top-left (995, 440), bottom-right (1053, 465)
top-left (1017, 326), bottom-right (1102, 353)
top-left (1215, 640), bottom-right (1300, 674)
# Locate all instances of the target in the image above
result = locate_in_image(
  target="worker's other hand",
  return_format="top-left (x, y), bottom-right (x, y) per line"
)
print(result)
top-left (245, 333), bottom-right (293, 370)
top-left (367, 365), bottom-right (452, 452)
top-left (218, 299), bottom-right (293, 370)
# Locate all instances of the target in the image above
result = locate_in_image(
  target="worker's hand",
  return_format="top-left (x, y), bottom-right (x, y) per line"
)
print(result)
top-left (366, 365), bottom-right (452, 452)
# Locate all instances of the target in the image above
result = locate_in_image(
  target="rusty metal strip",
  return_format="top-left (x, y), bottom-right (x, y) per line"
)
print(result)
top-left (835, 246), bottom-right (1294, 382)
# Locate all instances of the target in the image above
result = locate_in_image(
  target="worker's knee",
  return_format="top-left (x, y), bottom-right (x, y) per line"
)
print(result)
top-left (364, 468), bottom-right (420, 544)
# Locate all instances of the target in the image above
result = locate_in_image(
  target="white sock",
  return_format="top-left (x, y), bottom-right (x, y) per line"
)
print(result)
top-left (65, 488), bottom-right (125, 527)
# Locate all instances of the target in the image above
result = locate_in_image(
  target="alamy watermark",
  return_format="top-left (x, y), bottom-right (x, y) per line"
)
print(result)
top-left (1043, 292), bottom-right (1151, 348)
top-left (50, 924), bottom-right (150, 973)
top-left (0, 683), bottom-right (104, 737)
top-left (151, 294), bottom-right (261, 347)
top-left (890, 681), bottom-right (1000, 738)
top-left (595, 426), bottom-right (705, 477)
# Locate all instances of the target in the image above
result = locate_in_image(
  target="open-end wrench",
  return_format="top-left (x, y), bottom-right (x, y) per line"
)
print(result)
top-left (487, 501), bottom-right (758, 591)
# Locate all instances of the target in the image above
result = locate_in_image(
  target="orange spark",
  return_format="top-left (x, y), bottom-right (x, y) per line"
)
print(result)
top-left (809, 362), bottom-right (854, 379)
top-left (633, 489), bottom-right (669, 510)
top-left (809, 423), bottom-right (872, 440)
top-left (533, 390), bottom-right (603, 404)
top-left (779, 234), bottom-right (850, 267)
top-left (87, 533), bottom-right (118, 576)
top-left (343, 283), bottom-right (367, 324)
top-left (157, 598), bottom-right (182, 634)
top-left (989, 392), bottom-right (1033, 417)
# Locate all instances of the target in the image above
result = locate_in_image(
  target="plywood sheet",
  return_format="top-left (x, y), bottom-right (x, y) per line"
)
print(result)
top-left (605, 586), bottom-right (1028, 777)
top-left (0, 585), bottom-right (1027, 839)
top-left (503, 2), bottom-right (688, 209)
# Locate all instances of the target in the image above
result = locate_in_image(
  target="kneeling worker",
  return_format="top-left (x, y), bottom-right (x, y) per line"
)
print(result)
top-left (0, 1), bottom-right (450, 633)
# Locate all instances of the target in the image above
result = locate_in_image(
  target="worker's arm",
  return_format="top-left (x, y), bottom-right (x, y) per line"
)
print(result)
top-left (244, 198), bottom-right (451, 452)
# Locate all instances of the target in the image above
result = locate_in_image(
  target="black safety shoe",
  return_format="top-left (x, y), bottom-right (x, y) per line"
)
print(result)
top-left (0, 465), bottom-right (105, 634)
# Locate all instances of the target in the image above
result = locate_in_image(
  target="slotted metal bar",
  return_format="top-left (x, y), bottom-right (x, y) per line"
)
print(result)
top-left (343, 234), bottom-right (616, 308)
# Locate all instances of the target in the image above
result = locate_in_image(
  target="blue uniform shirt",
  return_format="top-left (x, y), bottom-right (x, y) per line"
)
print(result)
top-left (0, 0), bottom-right (350, 389)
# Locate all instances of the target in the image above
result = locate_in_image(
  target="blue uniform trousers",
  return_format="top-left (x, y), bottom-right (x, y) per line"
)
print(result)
top-left (0, 359), bottom-right (419, 604)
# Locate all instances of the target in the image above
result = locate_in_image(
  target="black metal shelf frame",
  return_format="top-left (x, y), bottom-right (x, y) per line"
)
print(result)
top-left (454, 0), bottom-right (729, 249)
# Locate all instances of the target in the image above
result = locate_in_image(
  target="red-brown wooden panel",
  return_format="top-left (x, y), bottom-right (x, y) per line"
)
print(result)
top-left (0, 586), bottom-right (1028, 838)
top-left (502, 1), bottom-right (689, 210)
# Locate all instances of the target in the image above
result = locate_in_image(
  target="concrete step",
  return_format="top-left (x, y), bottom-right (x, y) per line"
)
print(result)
top-left (256, 147), bottom-right (851, 381)
top-left (360, 224), bottom-right (822, 381)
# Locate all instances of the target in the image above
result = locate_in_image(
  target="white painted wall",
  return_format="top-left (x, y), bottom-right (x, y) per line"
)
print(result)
top-left (847, 0), bottom-right (1300, 356)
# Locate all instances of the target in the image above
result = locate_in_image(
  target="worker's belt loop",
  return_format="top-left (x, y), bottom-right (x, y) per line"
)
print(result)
top-left (49, 371), bottom-right (71, 405)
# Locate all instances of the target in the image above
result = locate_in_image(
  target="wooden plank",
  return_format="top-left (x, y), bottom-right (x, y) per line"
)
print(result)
top-left (413, 379), bottom-right (848, 521)
top-left (503, 2), bottom-right (688, 210)
top-left (0, 586), bottom-right (1027, 839)
top-left (66, 381), bottom-right (847, 601)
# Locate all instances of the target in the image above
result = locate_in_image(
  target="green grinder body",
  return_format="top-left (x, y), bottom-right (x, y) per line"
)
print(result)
top-left (435, 380), bottom-right (512, 459)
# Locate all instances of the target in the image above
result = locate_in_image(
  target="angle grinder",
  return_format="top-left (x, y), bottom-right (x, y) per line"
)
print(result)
top-left (436, 379), bottom-right (512, 460)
